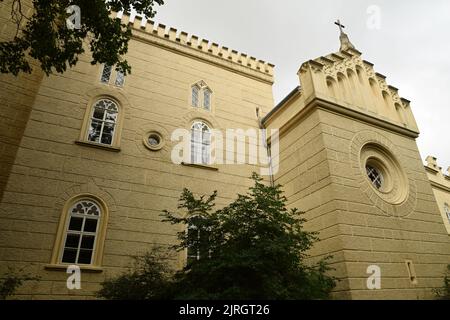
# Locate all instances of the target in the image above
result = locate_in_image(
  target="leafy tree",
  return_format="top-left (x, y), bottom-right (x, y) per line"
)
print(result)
top-left (1, 0), bottom-right (164, 76)
top-left (97, 247), bottom-right (174, 300)
top-left (0, 268), bottom-right (40, 300)
top-left (97, 174), bottom-right (336, 300)
top-left (433, 264), bottom-right (450, 300)
top-left (162, 173), bottom-right (336, 300)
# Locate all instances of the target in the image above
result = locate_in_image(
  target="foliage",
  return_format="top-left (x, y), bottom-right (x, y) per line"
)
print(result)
top-left (97, 247), bottom-right (174, 300)
top-left (98, 174), bottom-right (336, 300)
top-left (0, 268), bottom-right (40, 300)
top-left (162, 173), bottom-right (336, 300)
top-left (433, 264), bottom-right (450, 300)
top-left (0, 0), bottom-right (164, 76)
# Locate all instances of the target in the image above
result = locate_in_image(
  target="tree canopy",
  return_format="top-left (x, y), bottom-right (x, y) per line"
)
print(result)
top-left (98, 174), bottom-right (336, 300)
top-left (0, 0), bottom-right (164, 76)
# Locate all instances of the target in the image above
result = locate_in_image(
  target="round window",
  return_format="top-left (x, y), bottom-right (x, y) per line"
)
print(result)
top-left (148, 134), bottom-right (161, 147)
top-left (143, 132), bottom-right (164, 151)
top-left (360, 143), bottom-right (408, 205)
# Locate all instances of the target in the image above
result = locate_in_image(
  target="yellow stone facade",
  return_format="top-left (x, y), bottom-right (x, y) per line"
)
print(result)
top-left (425, 156), bottom-right (450, 235)
top-left (0, 3), bottom-right (449, 299)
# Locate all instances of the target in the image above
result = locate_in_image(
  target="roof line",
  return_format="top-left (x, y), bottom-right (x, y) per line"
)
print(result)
top-left (262, 86), bottom-right (301, 125)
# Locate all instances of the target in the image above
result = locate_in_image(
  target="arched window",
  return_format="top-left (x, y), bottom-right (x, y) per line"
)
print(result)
top-left (191, 81), bottom-right (212, 111)
top-left (445, 203), bottom-right (450, 223)
top-left (87, 99), bottom-right (119, 146)
top-left (61, 199), bottom-right (102, 265)
top-left (190, 121), bottom-right (211, 165)
top-left (186, 216), bottom-right (211, 265)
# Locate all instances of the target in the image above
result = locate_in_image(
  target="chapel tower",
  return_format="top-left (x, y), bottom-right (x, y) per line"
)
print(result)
top-left (263, 23), bottom-right (450, 299)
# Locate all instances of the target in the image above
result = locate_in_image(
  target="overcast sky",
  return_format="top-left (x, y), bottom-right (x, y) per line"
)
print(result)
top-left (148, 0), bottom-right (449, 172)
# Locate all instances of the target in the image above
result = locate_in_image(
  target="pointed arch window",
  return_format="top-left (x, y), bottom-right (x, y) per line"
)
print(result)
top-left (87, 99), bottom-right (119, 146)
top-left (191, 81), bottom-right (212, 111)
top-left (191, 121), bottom-right (211, 165)
top-left (100, 64), bottom-right (125, 88)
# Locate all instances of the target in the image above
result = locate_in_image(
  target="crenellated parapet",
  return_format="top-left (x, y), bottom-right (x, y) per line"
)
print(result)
top-left (110, 12), bottom-right (274, 83)
top-left (297, 48), bottom-right (419, 134)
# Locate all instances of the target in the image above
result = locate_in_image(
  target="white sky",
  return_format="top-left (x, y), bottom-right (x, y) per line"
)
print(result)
top-left (148, 0), bottom-right (449, 171)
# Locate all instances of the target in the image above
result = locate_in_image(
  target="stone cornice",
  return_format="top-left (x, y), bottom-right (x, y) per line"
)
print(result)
top-left (429, 180), bottom-right (450, 193)
top-left (266, 96), bottom-right (420, 140)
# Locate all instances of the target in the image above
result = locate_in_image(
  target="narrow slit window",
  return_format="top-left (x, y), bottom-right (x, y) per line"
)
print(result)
top-left (203, 89), bottom-right (211, 110)
top-left (115, 70), bottom-right (125, 87)
top-left (192, 86), bottom-right (199, 107)
top-left (101, 65), bottom-right (112, 84)
top-left (405, 260), bottom-right (418, 285)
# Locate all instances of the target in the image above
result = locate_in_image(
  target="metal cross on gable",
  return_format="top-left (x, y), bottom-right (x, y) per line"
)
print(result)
top-left (335, 19), bottom-right (345, 33)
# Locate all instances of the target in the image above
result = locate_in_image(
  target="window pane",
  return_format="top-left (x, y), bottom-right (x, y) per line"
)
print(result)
top-left (202, 145), bottom-right (210, 164)
top-left (71, 203), bottom-right (85, 214)
top-left (65, 233), bottom-right (81, 248)
top-left (80, 235), bottom-right (95, 249)
top-left (101, 65), bottom-right (112, 84)
top-left (366, 165), bottom-right (383, 190)
top-left (88, 120), bottom-right (102, 143)
top-left (115, 71), bottom-right (125, 87)
top-left (62, 248), bottom-right (77, 263)
top-left (192, 87), bottom-right (199, 107)
top-left (100, 123), bottom-right (115, 145)
top-left (86, 205), bottom-right (100, 216)
top-left (105, 110), bottom-right (118, 123)
top-left (78, 250), bottom-right (93, 264)
top-left (203, 90), bottom-right (211, 110)
top-left (83, 219), bottom-right (98, 232)
top-left (68, 217), bottom-right (83, 231)
top-left (92, 106), bottom-right (106, 120)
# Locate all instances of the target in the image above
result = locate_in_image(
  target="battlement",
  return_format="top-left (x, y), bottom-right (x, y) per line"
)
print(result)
top-left (111, 12), bottom-right (274, 82)
top-left (426, 156), bottom-right (450, 178)
top-left (297, 48), bottom-right (419, 134)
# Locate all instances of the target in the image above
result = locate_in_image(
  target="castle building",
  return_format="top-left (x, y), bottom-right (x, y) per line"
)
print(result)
top-left (1, 4), bottom-right (449, 299)
top-left (425, 156), bottom-right (450, 235)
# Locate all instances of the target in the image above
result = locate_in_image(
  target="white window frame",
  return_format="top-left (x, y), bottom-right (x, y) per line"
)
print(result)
top-left (100, 64), bottom-right (112, 84)
top-left (100, 64), bottom-right (125, 87)
top-left (87, 99), bottom-right (119, 146)
top-left (191, 81), bottom-right (212, 111)
top-left (60, 200), bottom-right (101, 265)
top-left (366, 165), bottom-right (384, 190)
top-left (190, 121), bottom-right (211, 165)
top-left (186, 219), bottom-right (212, 265)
